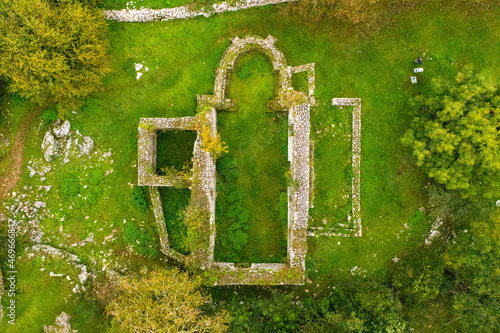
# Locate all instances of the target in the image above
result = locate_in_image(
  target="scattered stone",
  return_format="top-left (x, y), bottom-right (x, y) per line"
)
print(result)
top-left (44, 311), bottom-right (77, 333)
top-left (34, 201), bottom-right (47, 209)
top-left (136, 72), bottom-right (143, 80)
top-left (134, 63), bottom-right (144, 71)
top-left (28, 165), bottom-right (36, 177)
top-left (78, 266), bottom-right (89, 285)
top-left (79, 233), bottom-right (94, 246)
top-left (42, 132), bottom-right (59, 162)
top-left (45, 186), bottom-right (52, 192)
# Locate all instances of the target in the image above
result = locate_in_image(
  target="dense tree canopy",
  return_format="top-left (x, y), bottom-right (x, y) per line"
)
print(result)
top-left (402, 69), bottom-right (500, 199)
top-left (106, 268), bottom-right (230, 333)
top-left (444, 211), bottom-right (500, 332)
top-left (0, 0), bottom-right (109, 111)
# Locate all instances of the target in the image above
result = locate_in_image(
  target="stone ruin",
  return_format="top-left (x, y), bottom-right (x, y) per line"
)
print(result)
top-left (307, 98), bottom-right (362, 238)
top-left (44, 312), bottom-right (77, 333)
top-left (138, 35), bottom-right (314, 285)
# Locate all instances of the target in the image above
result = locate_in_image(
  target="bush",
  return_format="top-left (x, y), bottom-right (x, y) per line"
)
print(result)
top-left (60, 175), bottom-right (81, 198)
top-left (0, 0), bottom-right (109, 111)
top-left (390, 245), bottom-right (445, 304)
top-left (132, 186), bottom-right (148, 212)
top-left (41, 107), bottom-right (58, 126)
top-left (123, 222), bottom-right (158, 258)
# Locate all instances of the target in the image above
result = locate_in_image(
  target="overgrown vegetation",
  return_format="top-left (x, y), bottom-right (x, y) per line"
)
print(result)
top-left (156, 129), bottom-right (197, 173)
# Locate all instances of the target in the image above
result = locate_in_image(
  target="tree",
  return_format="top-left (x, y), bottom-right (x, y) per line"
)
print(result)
top-left (402, 69), bottom-right (500, 199)
top-left (0, 0), bottom-right (109, 114)
top-left (444, 211), bottom-right (500, 332)
top-left (106, 268), bottom-right (230, 333)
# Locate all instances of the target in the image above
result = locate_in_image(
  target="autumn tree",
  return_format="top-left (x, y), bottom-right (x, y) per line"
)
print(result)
top-left (106, 268), bottom-right (230, 333)
top-left (0, 0), bottom-right (109, 114)
top-left (402, 69), bottom-right (500, 199)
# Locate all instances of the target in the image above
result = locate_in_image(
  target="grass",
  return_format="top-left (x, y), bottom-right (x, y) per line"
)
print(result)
top-left (0, 255), bottom-right (102, 332)
top-left (214, 52), bottom-right (288, 263)
top-left (1, 0), bottom-right (500, 330)
top-left (309, 104), bottom-right (353, 231)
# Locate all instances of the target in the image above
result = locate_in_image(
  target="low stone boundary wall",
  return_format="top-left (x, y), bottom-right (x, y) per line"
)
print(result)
top-left (307, 98), bottom-right (361, 237)
top-left (103, 0), bottom-right (296, 22)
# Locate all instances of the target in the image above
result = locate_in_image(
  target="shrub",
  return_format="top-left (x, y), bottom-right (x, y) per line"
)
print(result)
top-left (41, 107), bottom-right (58, 126)
top-left (60, 175), bottom-right (81, 198)
top-left (131, 186), bottom-right (148, 212)
top-left (123, 222), bottom-right (158, 258)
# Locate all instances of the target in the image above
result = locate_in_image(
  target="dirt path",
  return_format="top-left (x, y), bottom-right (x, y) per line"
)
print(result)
top-left (0, 106), bottom-right (45, 205)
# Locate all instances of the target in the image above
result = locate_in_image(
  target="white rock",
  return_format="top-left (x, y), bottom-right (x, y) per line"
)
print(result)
top-left (79, 136), bottom-right (94, 156)
top-left (53, 120), bottom-right (71, 138)
top-left (78, 266), bottom-right (89, 284)
top-left (28, 165), bottom-right (36, 177)
top-left (42, 131), bottom-right (59, 162)
top-left (34, 201), bottom-right (46, 209)
top-left (136, 72), bottom-right (143, 80)
top-left (134, 63), bottom-right (144, 71)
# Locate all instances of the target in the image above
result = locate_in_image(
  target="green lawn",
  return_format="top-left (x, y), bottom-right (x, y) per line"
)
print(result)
top-left (1, 0), bottom-right (500, 331)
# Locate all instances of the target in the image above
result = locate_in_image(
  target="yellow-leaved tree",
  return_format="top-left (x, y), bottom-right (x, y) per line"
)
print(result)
top-left (106, 268), bottom-right (230, 333)
top-left (401, 68), bottom-right (500, 199)
top-left (0, 0), bottom-right (109, 114)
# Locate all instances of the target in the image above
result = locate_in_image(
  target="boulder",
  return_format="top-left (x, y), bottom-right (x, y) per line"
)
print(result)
top-left (28, 165), bottom-right (36, 177)
top-left (44, 312), bottom-right (77, 333)
top-left (42, 132), bottom-right (60, 162)
top-left (79, 136), bottom-right (94, 156)
top-left (53, 120), bottom-right (71, 138)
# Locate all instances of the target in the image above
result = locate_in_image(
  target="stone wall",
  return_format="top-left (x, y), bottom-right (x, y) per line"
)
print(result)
top-left (138, 117), bottom-right (194, 187)
top-left (103, 0), bottom-right (297, 22)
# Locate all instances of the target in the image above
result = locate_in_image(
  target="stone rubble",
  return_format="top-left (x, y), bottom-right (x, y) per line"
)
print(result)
top-left (44, 312), bottom-right (77, 333)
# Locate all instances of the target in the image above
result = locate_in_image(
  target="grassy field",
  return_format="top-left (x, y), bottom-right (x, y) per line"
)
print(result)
top-left (1, 0), bottom-right (500, 331)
